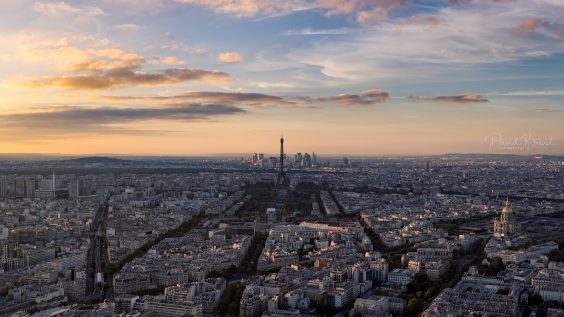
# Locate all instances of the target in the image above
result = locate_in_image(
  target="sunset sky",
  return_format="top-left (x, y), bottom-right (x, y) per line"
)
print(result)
top-left (1, 0), bottom-right (563, 156)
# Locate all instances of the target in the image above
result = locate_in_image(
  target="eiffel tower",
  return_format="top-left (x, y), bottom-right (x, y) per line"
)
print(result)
top-left (272, 136), bottom-right (290, 222)
top-left (276, 135), bottom-right (289, 186)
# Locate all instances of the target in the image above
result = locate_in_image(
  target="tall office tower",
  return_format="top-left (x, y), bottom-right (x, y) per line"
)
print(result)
top-left (15, 178), bottom-right (25, 198)
top-left (69, 178), bottom-right (79, 199)
top-left (295, 153), bottom-right (303, 166)
top-left (304, 153), bottom-right (312, 167)
top-left (276, 136), bottom-right (289, 186)
top-left (2, 178), bottom-right (16, 199)
top-left (312, 152), bottom-right (317, 167)
top-left (39, 179), bottom-right (52, 191)
top-left (0, 178), bottom-right (7, 198)
top-left (252, 153), bottom-right (258, 165)
top-left (25, 178), bottom-right (36, 199)
top-left (269, 157), bottom-right (277, 167)
top-left (79, 176), bottom-right (95, 197)
top-left (425, 161), bottom-right (430, 173)
top-left (78, 176), bottom-right (86, 196)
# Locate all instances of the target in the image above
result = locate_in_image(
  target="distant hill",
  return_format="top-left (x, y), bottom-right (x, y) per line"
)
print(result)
top-left (63, 156), bottom-right (132, 164)
top-left (443, 153), bottom-right (564, 160)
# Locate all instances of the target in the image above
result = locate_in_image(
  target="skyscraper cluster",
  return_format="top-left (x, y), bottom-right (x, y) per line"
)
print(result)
top-left (251, 153), bottom-right (265, 166)
top-left (294, 152), bottom-right (317, 168)
top-left (251, 151), bottom-right (316, 168)
top-left (0, 174), bottom-right (96, 200)
top-left (0, 177), bottom-right (36, 199)
top-left (69, 176), bottom-right (96, 199)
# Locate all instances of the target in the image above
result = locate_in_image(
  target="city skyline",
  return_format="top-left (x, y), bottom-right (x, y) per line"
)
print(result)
top-left (1, 0), bottom-right (564, 155)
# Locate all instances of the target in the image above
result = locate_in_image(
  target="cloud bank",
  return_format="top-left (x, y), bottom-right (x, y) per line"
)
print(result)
top-left (300, 89), bottom-right (390, 106)
top-left (93, 91), bottom-right (296, 107)
top-left (288, 0), bottom-right (564, 81)
top-left (411, 93), bottom-right (488, 103)
top-left (0, 103), bottom-right (245, 136)
top-left (21, 47), bottom-right (231, 89)
top-left (24, 68), bottom-right (231, 90)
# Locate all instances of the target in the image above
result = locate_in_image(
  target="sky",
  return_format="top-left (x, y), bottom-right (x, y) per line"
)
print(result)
top-left (0, 0), bottom-right (563, 156)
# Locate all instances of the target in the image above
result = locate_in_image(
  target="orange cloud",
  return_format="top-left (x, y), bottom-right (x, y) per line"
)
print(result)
top-left (23, 47), bottom-right (145, 72)
top-left (319, 0), bottom-right (395, 16)
top-left (23, 46), bottom-right (92, 70)
top-left (177, 0), bottom-right (295, 17)
top-left (150, 56), bottom-right (185, 65)
top-left (517, 19), bottom-right (549, 33)
top-left (24, 68), bottom-right (231, 90)
top-left (357, 8), bottom-right (388, 25)
top-left (217, 52), bottom-right (243, 64)
top-left (20, 46), bottom-right (230, 89)
top-left (160, 56), bottom-right (184, 65)
top-left (70, 54), bottom-right (145, 72)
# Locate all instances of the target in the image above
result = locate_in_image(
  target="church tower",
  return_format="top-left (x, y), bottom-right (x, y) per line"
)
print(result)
top-left (493, 199), bottom-right (521, 236)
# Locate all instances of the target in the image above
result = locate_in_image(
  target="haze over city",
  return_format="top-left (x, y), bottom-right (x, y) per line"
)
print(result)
top-left (1, 0), bottom-right (563, 155)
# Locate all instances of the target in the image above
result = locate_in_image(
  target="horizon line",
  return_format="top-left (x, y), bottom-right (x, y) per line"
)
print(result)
top-left (0, 152), bottom-right (562, 158)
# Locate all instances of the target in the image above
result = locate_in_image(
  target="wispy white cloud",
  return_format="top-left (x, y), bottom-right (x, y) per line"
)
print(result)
top-left (255, 81), bottom-right (297, 89)
top-left (534, 108), bottom-right (564, 112)
top-left (34, 1), bottom-right (106, 17)
top-left (114, 23), bottom-right (143, 31)
top-left (288, 0), bottom-right (564, 81)
top-left (174, 0), bottom-right (405, 23)
top-left (284, 27), bottom-right (352, 36)
top-left (495, 89), bottom-right (564, 96)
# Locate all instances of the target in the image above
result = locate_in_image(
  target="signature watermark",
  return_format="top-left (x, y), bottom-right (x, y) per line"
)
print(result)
top-left (485, 133), bottom-right (555, 151)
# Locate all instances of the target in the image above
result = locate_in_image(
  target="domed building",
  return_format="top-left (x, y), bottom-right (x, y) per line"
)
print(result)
top-left (493, 199), bottom-right (521, 236)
